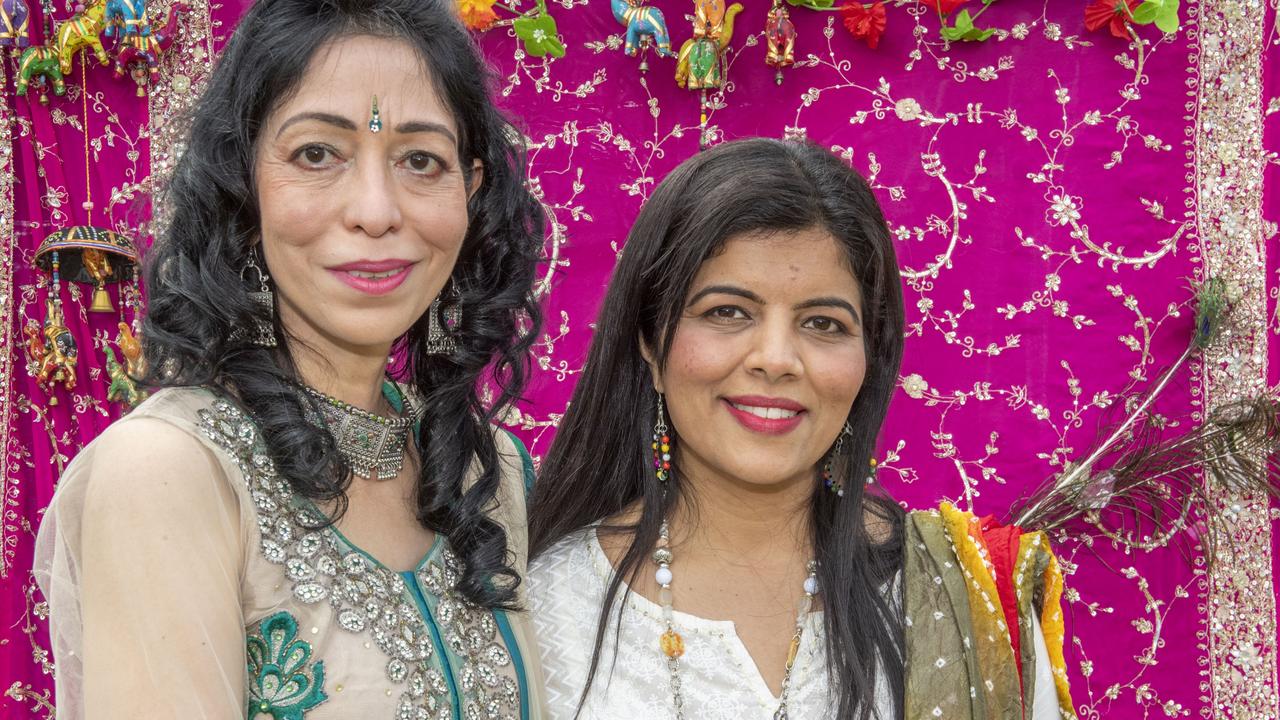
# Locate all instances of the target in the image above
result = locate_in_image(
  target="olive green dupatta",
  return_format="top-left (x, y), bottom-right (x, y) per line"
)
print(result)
top-left (903, 503), bottom-right (1075, 720)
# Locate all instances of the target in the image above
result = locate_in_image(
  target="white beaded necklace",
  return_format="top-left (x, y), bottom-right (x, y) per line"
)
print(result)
top-left (652, 518), bottom-right (819, 720)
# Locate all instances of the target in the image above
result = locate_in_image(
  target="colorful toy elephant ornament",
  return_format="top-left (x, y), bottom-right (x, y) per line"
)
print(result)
top-left (1, 0), bottom-right (31, 52)
top-left (23, 299), bottom-right (78, 405)
top-left (112, 2), bottom-right (186, 95)
top-left (104, 344), bottom-right (146, 407)
top-left (103, 0), bottom-right (150, 40)
top-left (17, 0), bottom-right (111, 104)
top-left (675, 2), bottom-right (742, 90)
top-left (693, 0), bottom-right (725, 40)
top-left (55, 0), bottom-right (111, 73)
top-left (610, 0), bottom-right (673, 72)
top-left (16, 45), bottom-right (65, 104)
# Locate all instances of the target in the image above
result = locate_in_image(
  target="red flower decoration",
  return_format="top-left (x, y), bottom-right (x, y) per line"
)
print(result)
top-left (1083, 0), bottom-right (1141, 39)
top-left (841, 2), bottom-right (888, 49)
top-left (918, 0), bottom-right (968, 14)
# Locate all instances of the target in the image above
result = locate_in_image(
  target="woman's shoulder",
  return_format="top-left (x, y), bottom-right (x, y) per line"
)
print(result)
top-left (527, 528), bottom-right (596, 584)
top-left (56, 387), bottom-right (251, 512)
top-left (73, 386), bottom-right (225, 467)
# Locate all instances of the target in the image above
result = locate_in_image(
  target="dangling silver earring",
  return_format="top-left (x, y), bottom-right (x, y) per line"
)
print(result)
top-left (241, 249), bottom-right (276, 348)
top-left (821, 422), bottom-right (853, 497)
top-left (425, 282), bottom-right (461, 355)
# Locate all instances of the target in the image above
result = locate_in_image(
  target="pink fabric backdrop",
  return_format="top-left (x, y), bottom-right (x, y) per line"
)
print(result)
top-left (2, 1), bottom-right (1277, 717)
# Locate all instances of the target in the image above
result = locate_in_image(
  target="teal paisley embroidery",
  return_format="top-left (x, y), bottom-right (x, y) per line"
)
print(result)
top-left (246, 611), bottom-right (328, 720)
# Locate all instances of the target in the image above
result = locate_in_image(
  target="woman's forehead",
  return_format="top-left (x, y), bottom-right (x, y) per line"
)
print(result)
top-left (693, 230), bottom-right (861, 296)
top-left (271, 35), bottom-right (454, 130)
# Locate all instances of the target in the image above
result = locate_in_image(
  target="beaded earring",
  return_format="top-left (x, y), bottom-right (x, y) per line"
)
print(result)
top-left (821, 422), bottom-right (853, 496)
top-left (652, 393), bottom-right (671, 482)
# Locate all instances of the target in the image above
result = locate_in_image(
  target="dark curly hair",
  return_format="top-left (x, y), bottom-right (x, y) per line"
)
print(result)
top-left (140, 0), bottom-right (544, 609)
top-left (530, 138), bottom-right (905, 718)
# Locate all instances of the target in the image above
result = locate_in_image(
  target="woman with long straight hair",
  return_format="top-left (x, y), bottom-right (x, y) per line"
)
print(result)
top-left (526, 138), bottom-right (1073, 719)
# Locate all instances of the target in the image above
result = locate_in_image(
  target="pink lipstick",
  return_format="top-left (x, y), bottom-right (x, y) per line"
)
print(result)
top-left (722, 395), bottom-right (807, 436)
top-left (328, 259), bottom-right (415, 296)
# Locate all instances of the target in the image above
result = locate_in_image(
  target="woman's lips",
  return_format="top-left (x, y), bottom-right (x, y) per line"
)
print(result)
top-left (722, 397), bottom-right (807, 435)
top-left (327, 260), bottom-right (415, 296)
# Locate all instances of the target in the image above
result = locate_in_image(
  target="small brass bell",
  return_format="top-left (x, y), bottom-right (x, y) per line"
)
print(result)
top-left (90, 284), bottom-right (114, 313)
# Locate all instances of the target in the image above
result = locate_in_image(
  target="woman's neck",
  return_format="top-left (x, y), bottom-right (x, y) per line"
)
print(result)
top-left (667, 466), bottom-right (813, 567)
top-left (289, 338), bottom-right (393, 415)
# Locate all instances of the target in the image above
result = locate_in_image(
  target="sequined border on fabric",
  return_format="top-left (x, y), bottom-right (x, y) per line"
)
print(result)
top-left (0, 47), bottom-right (15, 578)
top-left (197, 396), bottom-right (522, 720)
top-left (1194, 1), bottom-right (1280, 715)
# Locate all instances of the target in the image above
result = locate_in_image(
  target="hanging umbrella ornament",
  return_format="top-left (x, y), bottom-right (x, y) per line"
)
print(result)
top-left (34, 225), bottom-right (138, 313)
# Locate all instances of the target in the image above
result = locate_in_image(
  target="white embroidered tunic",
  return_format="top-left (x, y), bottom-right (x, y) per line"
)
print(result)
top-left (527, 529), bottom-right (1062, 720)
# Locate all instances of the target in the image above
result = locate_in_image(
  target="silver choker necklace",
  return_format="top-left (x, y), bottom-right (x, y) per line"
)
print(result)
top-left (301, 383), bottom-right (421, 480)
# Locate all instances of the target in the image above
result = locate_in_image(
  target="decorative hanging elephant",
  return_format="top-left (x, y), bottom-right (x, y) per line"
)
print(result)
top-left (23, 300), bottom-right (78, 403)
top-left (610, 0), bottom-right (673, 59)
top-left (675, 2), bottom-right (743, 90)
top-left (17, 46), bottom-right (65, 103)
top-left (693, 0), bottom-right (725, 40)
top-left (104, 344), bottom-right (145, 407)
top-left (55, 0), bottom-right (110, 73)
top-left (103, 0), bottom-right (151, 40)
top-left (112, 1), bottom-right (186, 94)
top-left (0, 0), bottom-right (31, 50)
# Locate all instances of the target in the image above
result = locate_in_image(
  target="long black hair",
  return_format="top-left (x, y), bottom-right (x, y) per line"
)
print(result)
top-left (529, 138), bottom-right (905, 718)
top-left (140, 0), bottom-right (543, 609)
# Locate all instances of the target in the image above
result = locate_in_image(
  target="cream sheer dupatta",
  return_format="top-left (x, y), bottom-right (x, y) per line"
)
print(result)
top-left (34, 389), bottom-right (253, 719)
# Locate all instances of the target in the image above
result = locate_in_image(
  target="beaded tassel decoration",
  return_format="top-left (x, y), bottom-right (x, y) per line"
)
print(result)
top-left (653, 394), bottom-right (671, 482)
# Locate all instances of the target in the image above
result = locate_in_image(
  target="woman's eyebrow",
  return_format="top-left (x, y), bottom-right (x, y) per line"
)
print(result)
top-left (686, 285), bottom-right (765, 306)
top-left (794, 297), bottom-right (862, 326)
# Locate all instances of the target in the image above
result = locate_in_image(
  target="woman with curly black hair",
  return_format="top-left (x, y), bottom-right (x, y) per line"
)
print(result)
top-left (34, 1), bottom-right (547, 717)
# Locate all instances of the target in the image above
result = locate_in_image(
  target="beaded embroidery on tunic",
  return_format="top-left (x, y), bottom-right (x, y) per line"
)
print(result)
top-left (197, 397), bottom-right (520, 720)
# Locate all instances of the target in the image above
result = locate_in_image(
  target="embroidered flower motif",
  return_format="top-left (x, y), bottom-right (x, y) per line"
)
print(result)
top-left (1048, 193), bottom-right (1082, 226)
top-left (894, 98), bottom-right (923, 122)
top-left (246, 612), bottom-right (328, 720)
top-left (840, 2), bottom-right (887, 49)
top-left (902, 373), bottom-right (929, 399)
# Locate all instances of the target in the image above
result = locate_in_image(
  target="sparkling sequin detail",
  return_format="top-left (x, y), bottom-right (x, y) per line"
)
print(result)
top-left (198, 398), bottom-right (521, 720)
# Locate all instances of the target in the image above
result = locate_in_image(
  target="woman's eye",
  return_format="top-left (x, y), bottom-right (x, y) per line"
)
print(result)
top-left (294, 145), bottom-right (337, 167)
top-left (707, 306), bottom-right (747, 321)
top-left (403, 152), bottom-right (442, 175)
top-left (804, 316), bottom-right (847, 334)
